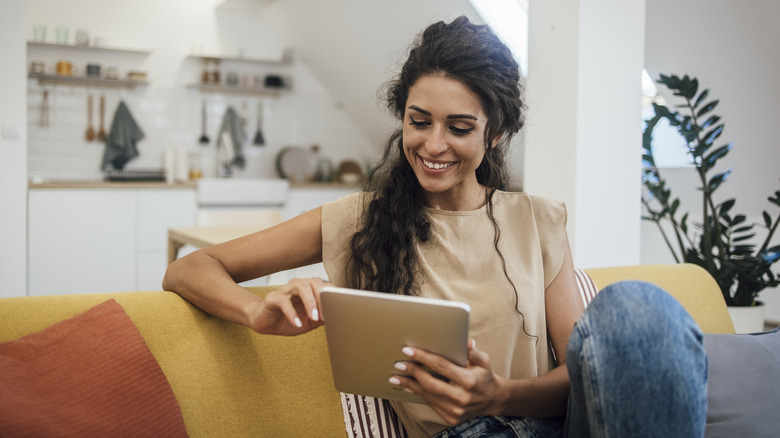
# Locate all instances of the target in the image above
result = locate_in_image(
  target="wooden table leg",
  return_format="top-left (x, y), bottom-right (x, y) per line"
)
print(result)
top-left (168, 237), bottom-right (184, 265)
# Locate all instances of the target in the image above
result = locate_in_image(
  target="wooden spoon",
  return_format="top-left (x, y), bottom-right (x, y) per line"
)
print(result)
top-left (85, 95), bottom-right (95, 142)
top-left (97, 95), bottom-right (107, 142)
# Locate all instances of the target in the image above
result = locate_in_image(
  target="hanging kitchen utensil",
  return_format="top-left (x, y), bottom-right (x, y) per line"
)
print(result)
top-left (39, 90), bottom-right (49, 128)
top-left (85, 95), bottom-right (95, 141)
top-left (97, 94), bottom-right (107, 142)
top-left (199, 99), bottom-right (210, 145)
top-left (252, 100), bottom-right (265, 146)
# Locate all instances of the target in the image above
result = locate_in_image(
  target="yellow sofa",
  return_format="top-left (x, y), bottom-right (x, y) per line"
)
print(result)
top-left (0, 264), bottom-right (734, 437)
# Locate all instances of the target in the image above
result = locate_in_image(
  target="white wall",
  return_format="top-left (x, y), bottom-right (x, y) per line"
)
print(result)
top-left (0, 0), bottom-right (28, 298)
top-left (25, 0), bottom-right (374, 181)
top-left (524, 0), bottom-right (645, 269)
top-left (643, 0), bottom-right (780, 321)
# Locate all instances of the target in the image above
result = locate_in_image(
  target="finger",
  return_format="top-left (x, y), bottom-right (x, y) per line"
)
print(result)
top-left (397, 351), bottom-right (465, 401)
top-left (295, 278), bottom-right (322, 323)
top-left (467, 344), bottom-right (491, 369)
top-left (265, 292), bottom-right (303, 328)
top-left (389, 373), bottom-right (465, 426)
top-left (310, 278), bottom-right (333, 322)
top-left (402, 346), bottom-right (464, 384)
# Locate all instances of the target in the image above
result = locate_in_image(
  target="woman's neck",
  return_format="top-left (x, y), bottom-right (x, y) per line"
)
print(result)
top-left (425, 184), bottom-right (489, 211)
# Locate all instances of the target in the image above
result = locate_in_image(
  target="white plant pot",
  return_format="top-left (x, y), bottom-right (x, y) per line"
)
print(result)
top-left (727, 303), bottom-right (766, 334)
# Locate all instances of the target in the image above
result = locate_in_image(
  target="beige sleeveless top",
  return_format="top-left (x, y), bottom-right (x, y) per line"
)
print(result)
top-left (321, 191), bottom-right (567, 437)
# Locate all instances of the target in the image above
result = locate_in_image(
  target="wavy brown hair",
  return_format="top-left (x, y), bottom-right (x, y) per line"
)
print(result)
top-left (347, 16), bottom-right (526, 302)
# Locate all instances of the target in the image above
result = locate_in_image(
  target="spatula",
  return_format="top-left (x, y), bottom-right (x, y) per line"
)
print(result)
top-left (85, 95), bottom-right (95, 142)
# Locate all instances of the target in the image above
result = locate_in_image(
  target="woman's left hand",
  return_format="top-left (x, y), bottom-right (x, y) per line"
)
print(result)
top-left (389, 339), bottom-right (507, 425)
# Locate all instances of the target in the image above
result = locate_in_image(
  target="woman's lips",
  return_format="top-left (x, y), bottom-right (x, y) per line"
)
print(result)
top-left (420, 156), bottom-right (456, 170)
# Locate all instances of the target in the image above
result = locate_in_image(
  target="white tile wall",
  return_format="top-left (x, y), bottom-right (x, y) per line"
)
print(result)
top-left (26, 53), bottom-right (375, 182)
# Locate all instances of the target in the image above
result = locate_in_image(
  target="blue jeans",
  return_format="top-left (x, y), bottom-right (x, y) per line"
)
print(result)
top-left (434, 281), bottom-right (708, 438)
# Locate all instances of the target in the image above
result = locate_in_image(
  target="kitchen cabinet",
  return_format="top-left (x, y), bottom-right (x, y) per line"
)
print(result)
top-left (284, 184), bottom-right (359, 219)
top-left (28, 187), bottom-right (196, 295)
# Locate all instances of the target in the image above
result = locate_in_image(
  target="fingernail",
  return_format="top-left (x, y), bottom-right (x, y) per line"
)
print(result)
top-left (312, 308), bottom-right (319, 321)
top-left (472, 340), bottom-right (477, 350)
top-left (402, 346), bottom-right (414, 357)
top-left (294, 317), bottom-right (302, 328)
top-left (394, 361), bottom-right (407, 371)
top-left (388, 377), bottom-right (401, 386)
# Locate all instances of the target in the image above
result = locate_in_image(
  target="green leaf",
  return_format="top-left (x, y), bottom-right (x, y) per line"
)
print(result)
top-left (733, 234), bottom-right (756, 243)
top-left (764, 211), bottom-right (773, 228)
top-left (733, 226), bottom-right (754, 234)
top-left (694, 89), bottom-right (710, 108)
top-left (703, 143), bottom-right (732, 171)
top-left (700, 115), bottom-right (721, 129)
top-left (708, 169), bottom-right (732, 192)
top-left (702, 124), bottom-right (724, 146)
top-left (689, 78), bottom-right (699, 100)
top-left (719, 199), bottom-right (736, 215)
top-left (732, 214), bottom-right (747, 225)
top-left (681, 213), bottom-right (689, 234)
top-left (696, 100), bottom-right (719, 118)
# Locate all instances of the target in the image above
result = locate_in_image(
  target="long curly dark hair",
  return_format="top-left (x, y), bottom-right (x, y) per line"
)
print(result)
top-left (347, 16), bottom-right (526, 299)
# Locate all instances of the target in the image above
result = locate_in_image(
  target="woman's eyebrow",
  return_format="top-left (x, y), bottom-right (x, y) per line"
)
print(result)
top-left (407, 105), bottom-right (431, 116)
top-left (447, 113), bottom-right (477, 121)
top-left (407, 105), bottom-right (478, 120)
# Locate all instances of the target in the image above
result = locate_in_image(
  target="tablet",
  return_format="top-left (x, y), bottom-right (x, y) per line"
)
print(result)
top-left (320, 286), bottom-right (470, 404)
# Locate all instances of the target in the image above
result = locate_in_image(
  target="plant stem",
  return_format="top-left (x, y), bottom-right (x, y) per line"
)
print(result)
top-left (686, 97), bottom-right (726, 273)
top-left (759, 209), bottom-right (780, 253)
top-left (642, 197), bottom-right (682, 263)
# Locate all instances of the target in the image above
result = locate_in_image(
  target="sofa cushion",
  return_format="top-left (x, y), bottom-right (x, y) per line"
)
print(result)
top-left (0, 299), bottom-right (188, 437)
top-left (703, 328), bottom-right (780, 438)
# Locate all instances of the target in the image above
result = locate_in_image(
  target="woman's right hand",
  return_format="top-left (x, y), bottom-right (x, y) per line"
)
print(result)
top-left (247, 277), bottom-right (328, 336)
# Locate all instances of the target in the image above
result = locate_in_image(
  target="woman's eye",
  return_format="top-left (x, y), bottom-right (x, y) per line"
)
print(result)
top-left (450, 126), bottom-right (475, 135)
top-left (409, 118), bottom-right (430, 128)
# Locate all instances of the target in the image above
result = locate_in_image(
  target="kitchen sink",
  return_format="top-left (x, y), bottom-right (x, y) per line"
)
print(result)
top-left (196, 178), bottom-right (290, 207)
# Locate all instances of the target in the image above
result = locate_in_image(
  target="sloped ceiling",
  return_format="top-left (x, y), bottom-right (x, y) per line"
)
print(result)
top-left (258, 0), bottom-right (482, 147)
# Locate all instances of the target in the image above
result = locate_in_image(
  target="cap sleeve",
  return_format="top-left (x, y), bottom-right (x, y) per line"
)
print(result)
top-left (321, 192), bottom-right (366, 286)
top-left (529, 195), bottom-right (568, 289)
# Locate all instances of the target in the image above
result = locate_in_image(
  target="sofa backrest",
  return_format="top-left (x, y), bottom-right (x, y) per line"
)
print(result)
top-left (586, 263), bottom-right (735, 334)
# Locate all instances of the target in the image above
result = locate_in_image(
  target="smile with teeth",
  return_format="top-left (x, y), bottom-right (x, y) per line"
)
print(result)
top-left (421, 157), bottom-right (455, 170)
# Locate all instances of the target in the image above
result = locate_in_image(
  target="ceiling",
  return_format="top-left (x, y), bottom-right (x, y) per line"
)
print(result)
top-left (224, 0), bottom-right (482, 148)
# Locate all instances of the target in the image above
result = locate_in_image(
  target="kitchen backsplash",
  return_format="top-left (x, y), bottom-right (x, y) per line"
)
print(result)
top-left (26, 56), bottom-right (375, 182)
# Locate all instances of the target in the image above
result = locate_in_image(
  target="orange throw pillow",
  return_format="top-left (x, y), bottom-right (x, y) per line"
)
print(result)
top-left (0, 299), bottom-right (188, 437)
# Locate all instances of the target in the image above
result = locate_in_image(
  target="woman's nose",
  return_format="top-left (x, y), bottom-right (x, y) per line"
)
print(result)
top-left (425, 126), bottom-right (448, 155)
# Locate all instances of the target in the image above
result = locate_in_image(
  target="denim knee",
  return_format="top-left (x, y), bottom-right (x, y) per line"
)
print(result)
top-left (578, 280), bottom-right (702, 342)
top-left (564, 280), bottom-right (708, 438)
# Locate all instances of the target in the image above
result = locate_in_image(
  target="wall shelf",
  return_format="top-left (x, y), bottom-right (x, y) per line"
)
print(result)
top-left (27, 41), bottom-right (151, 55)
top-left (29, 73), bottom-right (148, 89)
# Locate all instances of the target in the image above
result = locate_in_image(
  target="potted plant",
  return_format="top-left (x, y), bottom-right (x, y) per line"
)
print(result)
top-left (641, 73), bottom-right (780, 332)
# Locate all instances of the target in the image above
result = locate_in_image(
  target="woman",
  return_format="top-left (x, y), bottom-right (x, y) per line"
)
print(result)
top-left (164, 16), bottom-right (706, 438)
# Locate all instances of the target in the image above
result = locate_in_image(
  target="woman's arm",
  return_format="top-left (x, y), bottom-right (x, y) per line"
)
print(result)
top-left (390, 237), bottom-right (584, 424)
top-left (162, 207), bottom-right (326, 335)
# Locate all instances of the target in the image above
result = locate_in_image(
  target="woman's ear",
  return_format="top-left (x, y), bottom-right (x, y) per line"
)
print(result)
top-left (490, 133), bottom-right (503, 148)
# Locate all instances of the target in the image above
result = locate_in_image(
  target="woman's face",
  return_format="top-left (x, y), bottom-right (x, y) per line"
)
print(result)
top-left (403, 74), bottom-right (489, 211)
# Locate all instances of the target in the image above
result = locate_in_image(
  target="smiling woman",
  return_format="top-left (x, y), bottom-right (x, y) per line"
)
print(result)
top-left (401, 75), bottom-right (488, 211)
